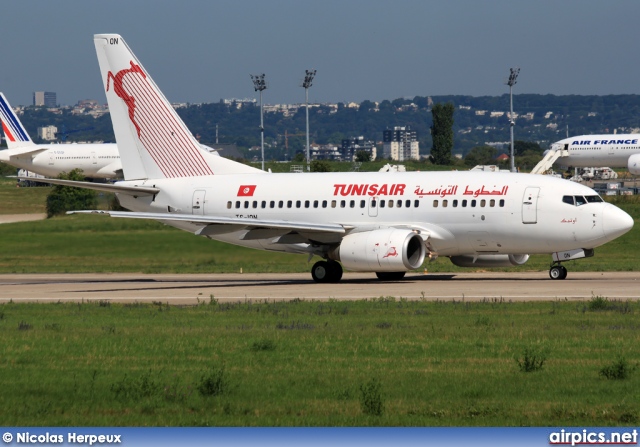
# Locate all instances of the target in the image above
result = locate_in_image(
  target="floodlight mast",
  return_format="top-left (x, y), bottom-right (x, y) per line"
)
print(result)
top-left (250, 73), bottom-right (267, 171)
top-left (302, 69), bottom-right (316, 171)
top-left (506, 67), bottom-right (520, 173)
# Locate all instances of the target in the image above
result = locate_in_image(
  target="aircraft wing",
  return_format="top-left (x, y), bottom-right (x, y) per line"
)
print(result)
top-left (69, 210), bottom-right (347, 244)
top-left (17, 176), bottom-right (159, 196)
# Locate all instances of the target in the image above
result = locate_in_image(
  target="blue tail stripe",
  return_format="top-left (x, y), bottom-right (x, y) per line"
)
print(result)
top-left (0, 95), bottom-right (30, 142)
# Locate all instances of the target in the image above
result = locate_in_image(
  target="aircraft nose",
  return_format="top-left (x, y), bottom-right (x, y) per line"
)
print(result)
top-left (602, 203), bottom-right (634, 240)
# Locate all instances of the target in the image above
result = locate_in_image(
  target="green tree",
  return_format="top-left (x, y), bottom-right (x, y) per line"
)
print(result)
top-left (430, 102), bottom-right (454, 165)
top-left (464, 146), bottom-right (498, 167)
top-left (514, 140), bottom-right (543, 156)
top-left (46, 169), bottom-right (98, 218)
top-left (354, 150), bottom-right (371, 162)
top-left (310, 160), bottom-right (332, 172)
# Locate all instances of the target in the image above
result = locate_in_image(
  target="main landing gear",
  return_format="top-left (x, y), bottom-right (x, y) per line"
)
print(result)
top-left (548, 263), bottom-right (568, 280)
top-left (311, 260), bottom-right (343, 283)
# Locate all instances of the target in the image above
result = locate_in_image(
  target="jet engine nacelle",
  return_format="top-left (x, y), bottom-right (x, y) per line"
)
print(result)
top-left (332, 228), bottom-right (426, 272)
top-left (628, 154), bottom-right (640, 175)
top-left (449, 254), bottom-right (530, 268)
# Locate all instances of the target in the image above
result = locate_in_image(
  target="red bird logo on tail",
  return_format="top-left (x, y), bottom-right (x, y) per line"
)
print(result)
top-left (106, 61), bottom-right (146, 137)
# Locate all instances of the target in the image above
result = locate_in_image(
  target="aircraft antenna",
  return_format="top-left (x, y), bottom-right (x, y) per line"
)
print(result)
top-left (250, 73), bottom-right (268, 171)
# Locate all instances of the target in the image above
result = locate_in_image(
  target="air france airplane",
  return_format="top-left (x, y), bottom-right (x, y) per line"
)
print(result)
top-left (0, 93), bottom-right (123, 179)
top-left (27, 34), bottom-right (634, 282)
top-left (551, 134), bottom-right (640, 174)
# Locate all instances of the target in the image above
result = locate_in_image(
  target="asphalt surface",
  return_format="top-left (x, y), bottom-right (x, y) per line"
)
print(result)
top-left (1, 271), bottom-right (639, 303)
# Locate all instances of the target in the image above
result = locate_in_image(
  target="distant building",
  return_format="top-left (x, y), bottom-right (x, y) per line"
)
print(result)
top-left (310, 144), bottom-right (342, 161)
top-left (341, 136), bottom-right (377, 161)
top-left (33, 91), bottom-right (56, 108)
top-left (382, 126), bottom-right (419, 161)
top-left (37, 125), bottom-right (57, 141)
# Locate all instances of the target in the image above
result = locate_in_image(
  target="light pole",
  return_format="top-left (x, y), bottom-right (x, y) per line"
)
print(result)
top-left (250, 73), bottom-right (267, 171)
top-left (506, 67), bottom-right (520, 172)
top-left (302, 69), bottom-right (316, 171)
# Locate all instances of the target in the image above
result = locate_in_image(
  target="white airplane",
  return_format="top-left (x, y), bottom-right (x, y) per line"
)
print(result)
top-left (0, 92), bottom-right (123, 179)
top-left (550, 134), bottom-right (640, 174)
top-left (27, 34), bottom-right (634, 282)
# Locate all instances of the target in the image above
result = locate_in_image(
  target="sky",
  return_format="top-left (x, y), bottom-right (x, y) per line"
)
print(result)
top-left (2, 0), bottom-right (640, 107)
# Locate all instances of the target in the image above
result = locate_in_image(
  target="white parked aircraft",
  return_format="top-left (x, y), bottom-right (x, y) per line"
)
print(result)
top-left (0, 92), bottom-right (123, 179)
top-left (549, 134), bottom-right (640, 174)
top-left (27, 34), bottom-right (634, 281)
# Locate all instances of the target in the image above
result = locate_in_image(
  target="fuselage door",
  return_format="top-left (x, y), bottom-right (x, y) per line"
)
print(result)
top-left (368, 197), bottom-right (378, 217)
top-left (192, 190), bottom-right (206, 215)
top-left (92, 151), bottom-right (97, 164)
top-left (522, 186), bottom-right (539, 224)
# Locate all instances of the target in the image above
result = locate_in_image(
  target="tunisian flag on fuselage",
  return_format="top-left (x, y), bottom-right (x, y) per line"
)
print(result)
top-left (237, 185), bottom-right (257, 196)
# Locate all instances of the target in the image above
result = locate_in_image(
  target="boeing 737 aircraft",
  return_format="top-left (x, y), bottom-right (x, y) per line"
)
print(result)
top-left (26, 34), bottom-right (634, 282)
top-left (0, 93), bottom-right (123, 179)
top-left (550, 134), bottom-right (640, 174)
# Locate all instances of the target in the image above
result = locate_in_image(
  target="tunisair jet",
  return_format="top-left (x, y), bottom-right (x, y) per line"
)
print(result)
top-left (27, 34), bottom-right (634, 282)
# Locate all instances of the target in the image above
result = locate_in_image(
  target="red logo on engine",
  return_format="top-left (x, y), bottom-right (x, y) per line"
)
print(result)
top-left (237, 185), bottom-right (257, 196)
top-left (383, 247), bottom-right (398, 258)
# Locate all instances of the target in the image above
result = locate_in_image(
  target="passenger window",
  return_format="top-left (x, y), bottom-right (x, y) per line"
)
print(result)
top-left (396, 200), bottom-right (402, 208)
top-left (227, 201), bottom-right (232, 209)
top-left (490, 199), bottom-right (495, 207)
top-left (270, 200), bottom-right (275, 208)
top-left (322, 200), bottom-right (327, 208)
top-left (350, 200), bottom-right (355, 208)
top-left (480, 199), bottom-right (486, 207)
top-left (433, 200), bottom-right (438, 208)
top-left (453, 199), bottom-right (458, 207)
top-left (388, 200), bottom-right (394, 208)
top-left (414, 200), bottom-right (419, 208)
top-left (499, 199), bottom-right (505, 207)
top-left (562, 196), bottom-right (575, 205)
top-left (360, 200), bottom-right (365, 208)
top-left (313, 200), bottom-right (319, 208)
top-left (287, 200), bottom-right (292, 208)
top-left (471, 200), bottom-right (476, 207)
top-left (462, 200), bottom-right (467, 207)
top-left (371, 199), bottom-right (377, 208)
top-left (406, 200), bottom-right (411, 208)
top-left (244, 201), bottom-right (249, 209)
top-left (296, 200), bottom-right (301, 208)
top-left (443, 200), bottom-right (449, 207)
top-left (380, 200), bottom-right (385, 208)
top-left (304, 200), bottom-right (310, 208)
top-left (340, 200), bottom-right (346, 208)
top-left (261, 201), bottom-right (266, 209)
top-left (278, 200), bottom-right (283, 208)
top-left (253, 201), bottom-right (258, 208)
top-left (331, 200), bottom-right (337, 208)
top-left (235, 201), bottom-right (241, 209)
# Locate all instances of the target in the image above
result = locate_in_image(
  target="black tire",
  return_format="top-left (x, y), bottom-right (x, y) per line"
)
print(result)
top-left (375, 271), bottom-right (406, 281)
top-left (327, 260), bottom-right (343, 282)
top-left (549, 266), bottom-right (563, 280)
top-left (559, 265), bottom-right (568, 279)
top-left (311, 261), bottom-right (330, 283)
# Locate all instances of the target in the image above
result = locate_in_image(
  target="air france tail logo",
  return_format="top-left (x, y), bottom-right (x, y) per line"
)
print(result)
top-left (0, 94), bottom-right (29, 143)
top-left (106, 61), bottom-right (145, 137)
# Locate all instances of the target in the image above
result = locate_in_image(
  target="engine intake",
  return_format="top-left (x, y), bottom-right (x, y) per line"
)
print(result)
top-left (331, 228), bottom-right (426, 272)
top-left (449, 254), bottom-right (529, 268)
top-left (628, 153), bottom-right (640, 175)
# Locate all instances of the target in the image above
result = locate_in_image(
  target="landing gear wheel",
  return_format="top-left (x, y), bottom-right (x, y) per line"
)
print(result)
top-left (312, 261), bottom-right (330, 283)
top-left (549, 265), bottom-right (567, 280)
top-left (375, 271), bottom-right (406, 281)
top-left (327, 260), bottom-right (343, 282)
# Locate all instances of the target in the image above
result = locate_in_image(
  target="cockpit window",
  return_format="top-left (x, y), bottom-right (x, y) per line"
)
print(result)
top-left (562, 195), bottom-right (574, 205)
top-left (585, 195), bottom-right (603, 203)
top-left (575, 196), bottom-right (587, 206)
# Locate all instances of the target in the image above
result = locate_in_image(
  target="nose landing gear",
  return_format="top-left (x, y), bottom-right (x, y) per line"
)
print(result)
top-left (549, 263), bottom-right (568, 280)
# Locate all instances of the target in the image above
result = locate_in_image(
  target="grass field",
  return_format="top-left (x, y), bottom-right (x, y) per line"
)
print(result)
top-left (0, 298), bottom-right (638, 426)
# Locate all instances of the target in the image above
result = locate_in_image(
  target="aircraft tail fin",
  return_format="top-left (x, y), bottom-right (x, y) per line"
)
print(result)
top-left (93, 34), bottom-right (263, 181)
top-left (0, 93), bottom-right (34, 149)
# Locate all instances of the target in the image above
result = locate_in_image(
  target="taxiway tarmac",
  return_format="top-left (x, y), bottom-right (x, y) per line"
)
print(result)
top-left (0, 271), bottom-right (639, 303)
